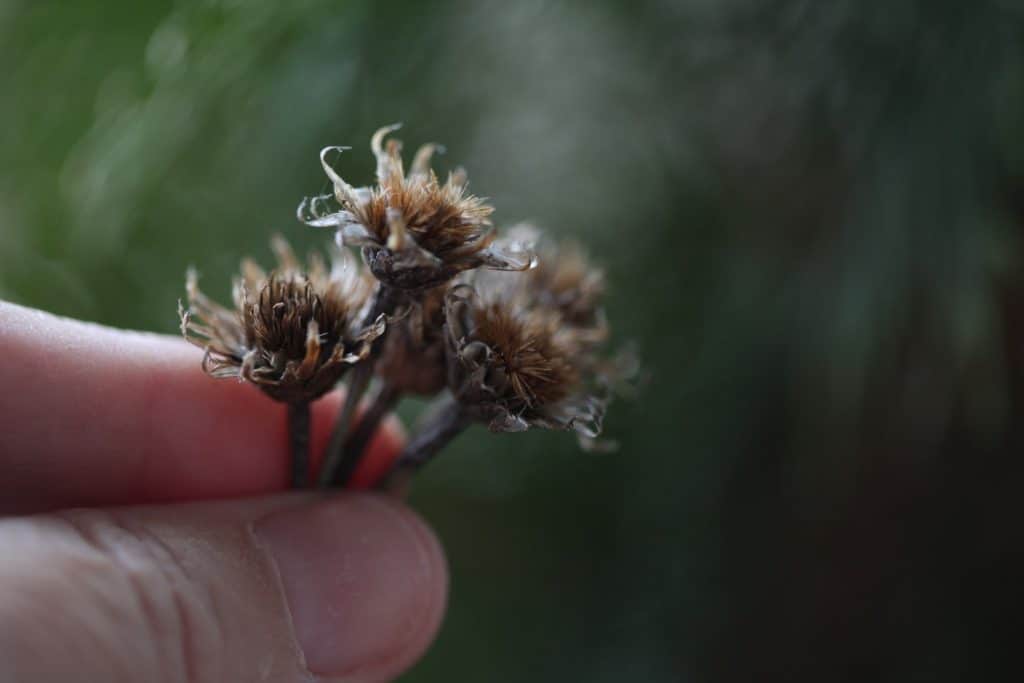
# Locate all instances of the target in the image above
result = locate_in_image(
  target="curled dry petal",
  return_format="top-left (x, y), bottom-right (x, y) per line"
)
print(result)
top-left (319, 146), bottom-right (362, 207)
top-left (409, 143), bottom-right (444, 179)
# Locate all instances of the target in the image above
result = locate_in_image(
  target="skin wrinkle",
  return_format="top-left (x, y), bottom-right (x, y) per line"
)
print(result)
top-left (35, 566), bottom-right (137, 679)
top-left (186, 495), bottom-right (325, 682)
top-left (53, 509), bottom-right (205, 683)
top-left (117, 515), bottom-right (214, 683)
top-left (125, 520), bottom-right (231, 679)
top-left (126, 528), bottom-right (197, 683)
top-left (20, 496), bottom-right (344, 682)
top-left (42, 511), bottom-right (164, 682)
top-left (246, 520), bottom-right (316, 683)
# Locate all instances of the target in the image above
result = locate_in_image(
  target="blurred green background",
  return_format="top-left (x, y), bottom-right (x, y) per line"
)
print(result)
top-left (3, 1), bottom-right (1024, 680)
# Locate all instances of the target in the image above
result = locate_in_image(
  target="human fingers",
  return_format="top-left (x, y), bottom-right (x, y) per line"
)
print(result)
top-left (0, 492), bottom-right (447, 682)
top-left (0, 301), bottom-right (403, 513)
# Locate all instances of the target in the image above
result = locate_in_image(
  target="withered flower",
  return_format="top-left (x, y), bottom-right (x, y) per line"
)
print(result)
top-left (377, 235), bottom-right (626, 491)
top-left (324, 285), bottom-right (450, 487)
top-left (443, 285), bottom-right (606, 437)
top-left (523, 240), bottom-right (607, 331)
top-left (301, 125), bottom-right (533, 486)
top-left (339, 236), bottom-right (616, 488)
top-left (298, 124), bottom-right (533, 291)
top-left (179, 237), bottom-right (384, 488)
top-left (179, 237), bottom-right (383, 403)
top-left (472, 228), bottom-right (609, 348)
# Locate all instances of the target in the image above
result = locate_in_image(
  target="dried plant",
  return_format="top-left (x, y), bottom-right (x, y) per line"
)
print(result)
top-left (182, 126), bottom-right (632, 493)
top-left (321, 286), bottom-right (452, 486)
top-left (299, 126), bottom-right (538, 486)
top-left (446, 289), bottom-right (599, 431)
top-left (378, 236), bottom-right (622, 491)
top-left (471, 228), bottom-right (609, 350)
top-left (299, 124), bottom-right (533, 291)
top-left (179, 236), bottom-right (384, 486)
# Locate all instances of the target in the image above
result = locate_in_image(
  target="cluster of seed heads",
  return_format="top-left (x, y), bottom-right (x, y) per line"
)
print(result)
top-left (181, 125), bottom-right (629, 490)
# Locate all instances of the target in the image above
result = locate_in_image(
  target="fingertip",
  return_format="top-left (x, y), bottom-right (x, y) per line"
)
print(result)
top-left (255, 494), bottom-right (448, 681)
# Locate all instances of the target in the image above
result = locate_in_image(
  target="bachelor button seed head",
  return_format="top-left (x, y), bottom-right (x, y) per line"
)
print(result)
top-left (299, 125), bottom-right (534, 291)
top-left (179, 236), bottom-right (384, 403)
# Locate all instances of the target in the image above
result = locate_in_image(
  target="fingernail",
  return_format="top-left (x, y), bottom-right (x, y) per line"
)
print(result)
top-left (255, 494), bottom-right (446, 679)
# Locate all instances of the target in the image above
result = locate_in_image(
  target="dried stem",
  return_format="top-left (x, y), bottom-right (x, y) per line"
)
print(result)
top-left (377, 395), bottom-right (472, 493)
top-left (329, 382), bottom-right (402, 488)
top-left (319, 363), bottom-right (371, 487)
top-left (288, 401), bottom-right (311, 488)
top-left (319, 285), bottom-right (406, 488)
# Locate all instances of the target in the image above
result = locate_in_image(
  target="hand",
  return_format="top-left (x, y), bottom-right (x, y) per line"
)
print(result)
top-left (0, 301), bottom-right (448, 682)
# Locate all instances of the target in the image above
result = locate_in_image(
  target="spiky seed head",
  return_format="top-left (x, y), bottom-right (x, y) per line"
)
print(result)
top-left (180, 236), bottom-right (383, 403)
top-left (471, 229), bottom-right (610, 349)
top-left (443, 284), bottom-right (607, 440)
top-left (299, 125), bottom-right (534, 290)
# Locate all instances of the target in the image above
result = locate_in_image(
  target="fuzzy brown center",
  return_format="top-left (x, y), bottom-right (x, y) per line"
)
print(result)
top-left (472, 303), bottom-right (577, 407)
top-left (246, 273), bottom-right (354, 361)
top-left (354, 179), bottom-right (493, 257)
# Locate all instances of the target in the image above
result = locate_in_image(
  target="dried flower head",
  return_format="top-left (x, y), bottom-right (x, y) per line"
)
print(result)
top-left (525, 240), bottom-right (606, 328)
top-left (443, 284), bottom-right (607, 440)
top-left (472, 228), bottom-right (609, 348)
top-left (299, 125), bottom-right (533, 290)
top-left (179, 236), bottom-right (384, 403)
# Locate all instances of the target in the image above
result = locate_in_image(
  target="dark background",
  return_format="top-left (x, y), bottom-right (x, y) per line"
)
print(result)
top-left (3, 1), bottom-right (1024, 680)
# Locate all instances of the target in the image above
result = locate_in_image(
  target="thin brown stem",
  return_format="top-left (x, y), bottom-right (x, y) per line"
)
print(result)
top-left (377, 395), bottom-right (471, 493)
top-left (319, 286), bottom-right (407, 488)
top-left (319, 363), bottom-right (371, 488)
top-left (288, 401), bottom-right (311, 489)
top-left (330, 382), bottom-right (402, 488)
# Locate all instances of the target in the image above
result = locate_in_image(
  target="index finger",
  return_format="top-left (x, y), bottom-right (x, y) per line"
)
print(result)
top-left (0, 301), bottom-right (404, 514)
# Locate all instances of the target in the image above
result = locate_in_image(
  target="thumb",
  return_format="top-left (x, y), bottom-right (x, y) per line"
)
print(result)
top-left (0, 494), bottom-right (448, 683)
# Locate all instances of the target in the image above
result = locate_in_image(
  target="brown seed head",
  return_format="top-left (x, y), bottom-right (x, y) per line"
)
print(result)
top-left (355, 140), bottom-right (493, 257)
top-left (472, 230), bottom-right (609, 349)
top-left (526, 241), bottom-right (606, 328)
top-left (180, 237), bottom-right (383, 403)
top-left (299, 125), bottom-right (533, 290)
top-left (443, 284), bottom-right (606, 438)
top-left (470, 301), bottom-right (578, 408)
